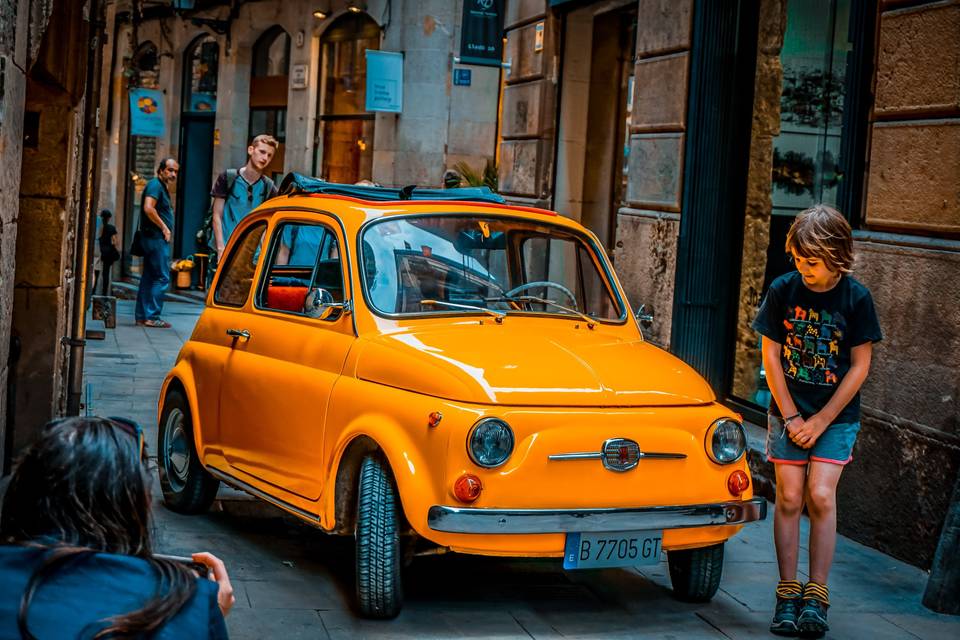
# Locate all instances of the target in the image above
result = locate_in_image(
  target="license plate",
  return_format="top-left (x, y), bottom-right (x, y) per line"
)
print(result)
top-left (563, 530), bottom-right (663, 570)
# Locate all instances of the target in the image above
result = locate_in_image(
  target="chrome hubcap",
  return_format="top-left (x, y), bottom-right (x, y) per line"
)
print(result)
top-left (163, 408), bottom-right (189, 491)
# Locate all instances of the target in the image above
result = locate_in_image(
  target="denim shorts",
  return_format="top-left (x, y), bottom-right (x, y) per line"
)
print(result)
top-left (766, 414), bottom-right (860, 466)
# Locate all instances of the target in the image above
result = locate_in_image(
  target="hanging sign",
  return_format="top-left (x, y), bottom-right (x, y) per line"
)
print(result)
top-left (458, 0), bottom-right (505, 67)
top-left (365, 50), bottom-right (403, 113)
top-left (129, 88), bottom-right (166, 137)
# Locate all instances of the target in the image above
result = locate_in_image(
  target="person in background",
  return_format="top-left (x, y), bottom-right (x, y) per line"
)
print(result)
top-left (211, 135), bottom-right (279, 262)
top-left (97, 209), bottom-right (120, 296)
top-left (135, 158), bottom-right (178, 328)
top-left (442, 169), bottom-right (461, 189)
top-left (0, 416), bottom-right (233, 638)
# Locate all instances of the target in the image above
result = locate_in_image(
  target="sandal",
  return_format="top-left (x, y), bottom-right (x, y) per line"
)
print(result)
top-left (143, 319), bottom-right (172, 328)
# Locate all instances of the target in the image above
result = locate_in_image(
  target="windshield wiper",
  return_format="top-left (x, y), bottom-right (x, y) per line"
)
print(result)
top-left (486, 295), bottom-right (596, 329)
top-left (420, 299), bottom-right (506, 323)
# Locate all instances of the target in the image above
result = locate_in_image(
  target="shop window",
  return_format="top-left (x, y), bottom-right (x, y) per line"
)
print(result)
top-left (183, 36), bottom-right (219, 114)
top-left (731, 0), bottom-right (872, 411)
top-left (250, 27), bottom-right (290, 178)
top-left (314, 12), bottom-right (380, 183)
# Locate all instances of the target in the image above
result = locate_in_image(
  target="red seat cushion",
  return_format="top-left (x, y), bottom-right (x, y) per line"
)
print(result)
top-left (267, 286), bottom-right (307, 312)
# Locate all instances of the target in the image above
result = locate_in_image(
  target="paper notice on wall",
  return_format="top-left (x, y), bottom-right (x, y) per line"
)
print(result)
top-left (365, 50), bottom-right (403, 113)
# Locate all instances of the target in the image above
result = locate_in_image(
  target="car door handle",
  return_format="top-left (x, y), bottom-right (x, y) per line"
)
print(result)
top-left (226, 328), bottom-right (250, 340)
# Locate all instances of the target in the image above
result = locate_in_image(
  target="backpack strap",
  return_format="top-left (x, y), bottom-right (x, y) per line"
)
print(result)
top-left (225, 168), bottom-right (240, 196)
top-left (260, 175), bottom-right (276, 201)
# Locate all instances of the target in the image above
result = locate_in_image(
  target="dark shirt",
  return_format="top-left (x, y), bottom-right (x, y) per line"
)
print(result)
top-left (141, 177), bottom-right (174, 237)
top-left (0, 545), bottom-right (228, 640)
top-left (752, 271), bottom-right (882, 424)
top-left (98, 223), bottom-right (117, 255)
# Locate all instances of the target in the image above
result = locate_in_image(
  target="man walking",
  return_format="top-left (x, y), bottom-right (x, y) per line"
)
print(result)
top-left (135, 157), bottom-right (178, 328)
top-left (211, 134), bottom-right (279, 261)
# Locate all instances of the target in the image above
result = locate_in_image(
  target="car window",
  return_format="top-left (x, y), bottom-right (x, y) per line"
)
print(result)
top-left (213, 222), bottom-right (267, 307)
top-left (256, 221), bottom-right (345, 320)
top-left (360, 215), bottom-right (625, 321)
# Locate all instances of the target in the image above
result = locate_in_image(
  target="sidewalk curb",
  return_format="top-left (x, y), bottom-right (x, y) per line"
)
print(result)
top-left (111, 279), bottom-right (204, 305)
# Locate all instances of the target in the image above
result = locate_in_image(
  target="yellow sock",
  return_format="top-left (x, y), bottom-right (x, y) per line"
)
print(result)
top-left (804, 581), bottom-right (830, 606)
top-left (776, 579), bottom-right (802, 599)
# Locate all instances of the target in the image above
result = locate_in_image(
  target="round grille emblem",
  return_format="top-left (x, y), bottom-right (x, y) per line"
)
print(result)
top-left (602, 438), bottom-right (641, 472)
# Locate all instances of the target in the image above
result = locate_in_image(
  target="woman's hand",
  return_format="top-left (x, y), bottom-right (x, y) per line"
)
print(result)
top-left (788, 415), bottom-right (827, 449)
top-left (192, 552), bottom-right (235, 618)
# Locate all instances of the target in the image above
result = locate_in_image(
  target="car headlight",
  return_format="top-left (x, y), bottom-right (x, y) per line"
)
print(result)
top-left (467, 418), bottom-right (514, 468)
top-left (705, 418), bottom-right (746, 464)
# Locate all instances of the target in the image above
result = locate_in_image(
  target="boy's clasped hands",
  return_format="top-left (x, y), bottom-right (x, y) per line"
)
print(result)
top-left (785, 414), bottom-right (829, 449)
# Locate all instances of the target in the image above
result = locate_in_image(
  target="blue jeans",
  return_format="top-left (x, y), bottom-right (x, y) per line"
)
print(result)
top-left (135, 233), bottom-right (170, 321)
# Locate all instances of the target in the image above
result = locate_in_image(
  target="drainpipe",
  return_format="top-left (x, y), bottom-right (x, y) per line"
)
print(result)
top-left (66, 0), bottom-right (107, 416)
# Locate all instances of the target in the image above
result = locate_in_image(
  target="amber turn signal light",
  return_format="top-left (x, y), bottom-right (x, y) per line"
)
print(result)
top-left (453, 473), bottom-right (482, 503)
top-left (428, 411), bottom-right (443, 428)
top-left (727, 470), bottom-right (750, 496)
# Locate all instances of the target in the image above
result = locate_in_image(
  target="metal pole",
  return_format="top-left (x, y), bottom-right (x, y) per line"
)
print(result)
top-left (66, 0), bottom-right (106, 416)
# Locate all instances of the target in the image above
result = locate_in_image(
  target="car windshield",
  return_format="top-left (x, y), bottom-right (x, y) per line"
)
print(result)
top-left (360, 215), bottom-right (625, 321)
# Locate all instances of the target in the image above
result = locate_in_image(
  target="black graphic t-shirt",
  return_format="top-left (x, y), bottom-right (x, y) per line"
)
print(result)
top-left (752, 271), bottom-right (882, 424)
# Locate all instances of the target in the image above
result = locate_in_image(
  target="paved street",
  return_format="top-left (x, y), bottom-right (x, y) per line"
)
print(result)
top-left (82, 299), bottom-right (960, 639)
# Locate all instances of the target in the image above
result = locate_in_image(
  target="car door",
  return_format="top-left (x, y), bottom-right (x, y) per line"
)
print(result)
top-left (193, 221), bottom-right (269, 465)
top-left (218, 215), bottom-right (354, 501)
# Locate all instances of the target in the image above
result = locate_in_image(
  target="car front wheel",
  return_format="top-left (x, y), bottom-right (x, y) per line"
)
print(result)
top-left (667, 542), bottom-right (724, 602)
top-left (158, 389), bottom-right (219, 514)
top-left (355, 453), bottom-right (403, 619)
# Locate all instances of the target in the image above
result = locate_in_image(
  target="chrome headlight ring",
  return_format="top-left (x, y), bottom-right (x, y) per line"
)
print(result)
top-left (467, 417), bottom-right (515, 469)
top-left (705, 418), bottom-right (746, 465)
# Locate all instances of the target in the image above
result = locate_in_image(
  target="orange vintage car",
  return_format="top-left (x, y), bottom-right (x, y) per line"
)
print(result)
top-left (157, 174), bottom-right (766, 619)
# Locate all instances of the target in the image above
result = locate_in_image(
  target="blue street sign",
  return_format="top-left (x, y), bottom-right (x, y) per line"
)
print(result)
top-left (453, 68), bottom-right (472, 86)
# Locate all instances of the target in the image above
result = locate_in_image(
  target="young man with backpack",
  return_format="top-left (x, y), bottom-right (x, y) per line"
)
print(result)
top-left (210, 134), bottom-right (279, 261)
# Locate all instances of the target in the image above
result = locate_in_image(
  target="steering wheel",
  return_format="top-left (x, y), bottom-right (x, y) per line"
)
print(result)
top-left (504, 281), bottom-right (579, 310)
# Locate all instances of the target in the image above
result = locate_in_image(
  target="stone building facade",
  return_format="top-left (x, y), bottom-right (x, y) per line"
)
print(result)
top-left (95, 0), bottom-right (502, 270)
top-left (1, 0), bottom-right (101, 471)
top-left (498, 0), bottom-right (959, 568)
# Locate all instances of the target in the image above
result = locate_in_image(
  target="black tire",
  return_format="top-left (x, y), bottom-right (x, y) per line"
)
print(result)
top-left (667, 543), bottom-right (724, 602)
top-left (158, 389), bottom-right (219, 514)
top-left (355, 454), bottom-right (403, 619)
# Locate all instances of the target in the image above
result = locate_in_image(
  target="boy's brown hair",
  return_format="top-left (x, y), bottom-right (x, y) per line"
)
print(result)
top-left (785, 204), bottom-right (853, 273)
top-left (250, 134), bottom-right (279, 149)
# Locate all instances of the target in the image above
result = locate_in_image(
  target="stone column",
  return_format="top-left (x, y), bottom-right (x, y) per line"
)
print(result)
top-left (612, 0), bottom-right (693, 347)
top-left (730, 0), bottom-right (786, 401)
top-left (0, 0), bottom-right (32, 471)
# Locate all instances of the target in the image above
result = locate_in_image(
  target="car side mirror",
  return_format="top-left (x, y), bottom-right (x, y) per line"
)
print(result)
top-left (635, 303), bottom-right (654, 328)
top-left (303, 288), bottom-right (352, 320)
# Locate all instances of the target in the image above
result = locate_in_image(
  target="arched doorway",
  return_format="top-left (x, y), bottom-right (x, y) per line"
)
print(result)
top-left (122, 42), bottom-right (160, 275)
top-left (249, 26), bottom-right (290, 179)
top-left (177, 34), bottom-right (219, 264)
top-left (314, 12), bottom-right (380, 183)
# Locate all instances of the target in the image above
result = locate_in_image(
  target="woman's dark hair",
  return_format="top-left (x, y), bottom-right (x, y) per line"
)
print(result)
top-left (99, 209), bottom-right (112, 220)
top-left (0, 417), bottom-right (197, 639)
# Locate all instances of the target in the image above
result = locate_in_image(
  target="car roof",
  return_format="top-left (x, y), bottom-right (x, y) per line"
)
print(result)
top-left (246, 174), bottom-right (572, 232)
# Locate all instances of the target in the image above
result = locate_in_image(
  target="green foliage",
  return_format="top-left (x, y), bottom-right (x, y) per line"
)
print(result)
top-left (453, 159), bottom-right (498, 191)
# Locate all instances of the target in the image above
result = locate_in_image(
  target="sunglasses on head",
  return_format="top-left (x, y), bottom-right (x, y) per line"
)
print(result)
top-left (107, 416), bottom-right (146, 461)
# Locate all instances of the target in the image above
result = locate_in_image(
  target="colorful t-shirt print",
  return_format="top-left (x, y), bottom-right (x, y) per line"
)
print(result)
top-left (752, 271), bottom-right (882, 424)
top-left (781, 305), bottom-right (843, 387)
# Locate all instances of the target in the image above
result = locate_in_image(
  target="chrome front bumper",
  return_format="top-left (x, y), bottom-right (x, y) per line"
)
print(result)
top-left (427, 498), bottom-right (767, 534)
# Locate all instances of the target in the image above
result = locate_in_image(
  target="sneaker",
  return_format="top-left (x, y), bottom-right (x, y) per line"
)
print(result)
top-left (797, 582), bottom-right (829, 638)
top-left (770, 595), bottom-right (802, 636)
top-left (142, 319), bottom-right (172, 328)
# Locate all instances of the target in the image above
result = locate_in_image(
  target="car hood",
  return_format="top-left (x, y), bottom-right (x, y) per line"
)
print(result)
top-left (354, 323), bottom-right (715, 407)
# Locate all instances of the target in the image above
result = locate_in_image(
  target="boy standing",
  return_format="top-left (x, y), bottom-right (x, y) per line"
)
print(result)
top-left (211, 134), bottom-right (279, 261)
top-left (752, 205), bottom-right (882, 638)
